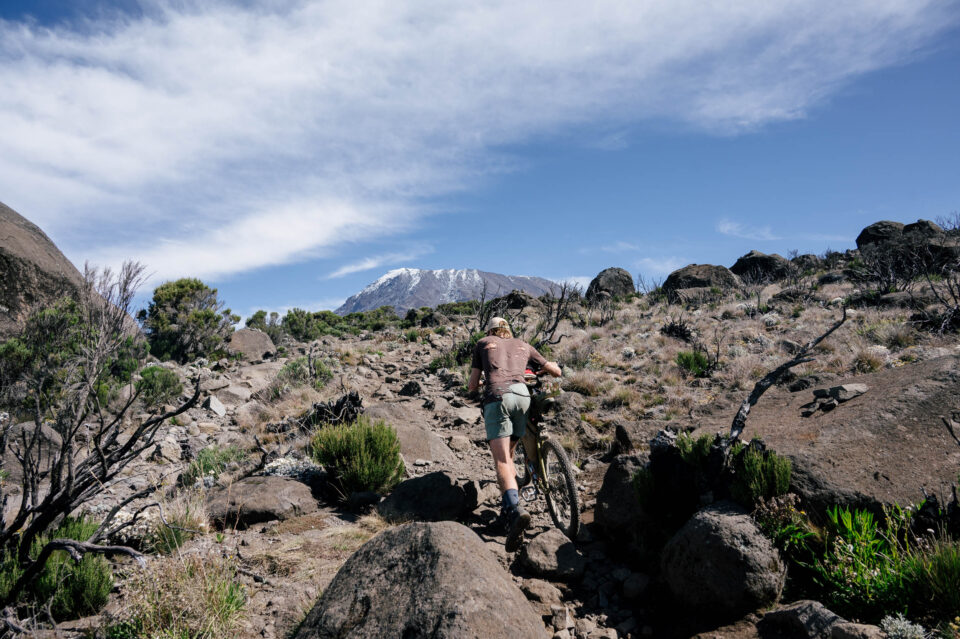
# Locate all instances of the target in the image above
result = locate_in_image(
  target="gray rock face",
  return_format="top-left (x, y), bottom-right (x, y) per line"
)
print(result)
top-left (586, 267), bottom-right (635, 301)
top-left (227, 328), bottom-right (276, 361)
top-left (207, 476), bottom-right (318, 529)
top-left (662, 264), bottom-right (742, 299)
top-left (661, 502), bottom-right (786, 621)
top-left (0, 202), bottom-right (84, 338)
top-left (336, 268), bottom-right (557, 315)
top-left (377, 471), bottom-right (468, 522)
top-left (856, 220), bottom-right (904, 249)
top-left (293, 521), bottom-right (549, 639)
top-left (730, 250), bottom-right (795, 283)
top-left (521, 529), bottom-right (587, 582)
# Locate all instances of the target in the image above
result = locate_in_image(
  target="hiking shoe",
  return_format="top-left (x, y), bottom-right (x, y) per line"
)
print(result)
top-left (504, 507), bottom-right (531, 553)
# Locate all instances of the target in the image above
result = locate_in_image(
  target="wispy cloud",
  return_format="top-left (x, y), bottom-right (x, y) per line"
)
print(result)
top-left (0, 1), bottom-right (954, 281)
top-left (716, 219), bottom-right (782, 241)
top-left (326, 246), bottom-right (433, 279)
top-left (599, 241), bottom-right (642, 253)
top-left (635, 256), bottom-right (689, 276)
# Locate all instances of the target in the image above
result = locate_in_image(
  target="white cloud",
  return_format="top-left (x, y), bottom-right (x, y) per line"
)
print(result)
top-left (325, 245), bottom-right (433, 279)
top-left (635, 256), bottom-right (689, 276)
top-left (0, 0), bottom-right (954, 280)
top-left (716, 219), bottom-right (782, 241)
top-left (599, 241), bottom-right (642, 253)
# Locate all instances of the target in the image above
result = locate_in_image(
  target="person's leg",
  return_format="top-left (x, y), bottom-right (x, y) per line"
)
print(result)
top-left (488, 436), bottom-right (518, 494)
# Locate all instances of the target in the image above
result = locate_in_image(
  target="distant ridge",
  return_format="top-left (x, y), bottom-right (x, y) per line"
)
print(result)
top-left (335, 268), bottom-right (557, 315)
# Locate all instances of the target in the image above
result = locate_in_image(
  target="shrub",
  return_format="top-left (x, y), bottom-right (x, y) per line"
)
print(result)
top-left (404, 329), bottom-right (420, 342)
top-left (183, 445), bottom-right (247, 486)
top-left (138, 278), bottom-right (238, 363)
top-left (879, 614), bottom-right (927, 639)
top-left (563, 371), bottom-right (603, 397)
top-left (107, 553), bottom-right (245, 639)
top-left (245, 309), bottom-right (284, 345)
top-left (0, 516), bottom-right (113, 621)
top-left (676, 350), bottom-right (709, 377)
top-left (852, 349), bottom-right (884, 373)
top-left (149, 489), bottom-right (209, 554)
top-left (263, 356), bottom-right (333, 401)
top-left (729, 442), bottom-right (792, 506)
top-left (282, 306), bottom-right (401, 342)
top-left (675, 432), bottom-right (713, 468)
top-left (136, 366), bottom-right (183, 409)
top-left (309, 416), bottom-right (405, 497)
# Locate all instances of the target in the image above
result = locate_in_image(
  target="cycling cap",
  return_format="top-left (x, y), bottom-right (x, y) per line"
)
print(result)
top-left (486, 317), bottom-right (509, 333)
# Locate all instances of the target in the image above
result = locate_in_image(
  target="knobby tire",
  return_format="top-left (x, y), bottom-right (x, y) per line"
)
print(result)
top-left (541, 439), bottom-right (580, 540)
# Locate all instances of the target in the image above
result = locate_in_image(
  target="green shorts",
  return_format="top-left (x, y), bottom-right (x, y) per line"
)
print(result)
top-left (483, 383), bottom-right (531, 441)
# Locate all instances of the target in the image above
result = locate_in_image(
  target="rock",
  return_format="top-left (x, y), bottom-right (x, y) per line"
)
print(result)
top-left (831, 622), bottom-right (883, 639)
top-left (812, 384), bottom-right (868, 403)
top-left (622, 573), bottom-right (650, 600)
top-left (200, 377), bottom-right (231, 392)
top-left (226, 328), bottom-right (276, 362)
top-left (234, 400), bottom-right (274, 430)
top-left (447, 435), bottom-right (473, 452)
top-left (730, 250), bottom-right (795, 283)
top-left (149, 438), bottom-right (182, 463)
top-left (586, 267), bottom-right (635, 302)
top-left (217, 385), bottom-right (253, 407)
top-left (903, 218), bottom-right (944, 238)
top-left (523, 579), bottom-right (563, 604)
top-left (365, 403), bottom-right (456, 463)
top-left (595, 455), bottom-right (646, 538)
top-left (463, 479), bottom-right (500, 511)
top-left (207, 476), bottom-right (318, 529)
top-left (856, 220), bottom-right (904, 249)
top-left (397, 380), bottom-right (422, 396)
top-left (757, 600), bottom-right (843, 639)
top-left (292, 521), bottom-right (548, 639)
top-left (792, 253), bottom-right (822, 272)
top-left (0, 202), bottom-right (85, 338)
top-left (521, 529), bottom-right (587, 582)
top-left (551, 605), bottom-right (575, 631)
top-left (661, 502), bottom-right (786, 621)
top-left (762, 313), bottom-right (781, 327)
top-left (662, 264), bottom-right (742, 300)
top-left (202, 395), bottom-right (227, 417)
top-left (378, 471), bottom-right (468, 522)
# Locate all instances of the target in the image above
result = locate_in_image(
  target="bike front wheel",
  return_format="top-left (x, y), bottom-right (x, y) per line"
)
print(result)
top-left (541, 439), bottom-right (580, 540)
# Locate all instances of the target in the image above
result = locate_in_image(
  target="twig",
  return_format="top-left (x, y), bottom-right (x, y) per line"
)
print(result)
top-left (942, 416), bottom-right (960, 449)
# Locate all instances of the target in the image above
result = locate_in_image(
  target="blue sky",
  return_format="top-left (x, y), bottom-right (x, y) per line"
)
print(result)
top-left (1, 1), bottom-right (958, 318)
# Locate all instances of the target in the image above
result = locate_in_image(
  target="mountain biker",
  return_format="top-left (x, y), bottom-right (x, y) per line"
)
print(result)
top-left (467, 316), bottom-right (562, 551)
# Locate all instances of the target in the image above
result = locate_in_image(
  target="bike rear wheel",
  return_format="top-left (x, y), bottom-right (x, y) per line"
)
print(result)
top-left (541, 439), bottom-right (580, 540)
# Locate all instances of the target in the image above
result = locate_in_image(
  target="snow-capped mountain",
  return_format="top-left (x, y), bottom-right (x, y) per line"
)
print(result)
top-left (335, 268), bottom-right (558, 315)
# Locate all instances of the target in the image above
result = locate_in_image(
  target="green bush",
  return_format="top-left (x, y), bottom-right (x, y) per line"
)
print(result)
top-left (905, 537), bottom-right (960, 622)
top-left (676, 432), bottom-right (713, 468)
top-left (183, 445), bottom-right (247, 486)
top-left (676, 350), bottom-right (709, 377)
top-left (729, 443), bottom-right (792, 506)
top-left (281, 306), bottom-right (401, 341)
top-left (137, 279), bottom-right (238, 363)
top-left (264, 356), bottom-right (333, 401)
top-left (245, 310), bottom-right (284, 345)
top-left (0, 516), bottom-right (112, 621)
top-left (309, 416), bottom-right (405, 497)
top-left (136, 366), bottom-right (183, 409)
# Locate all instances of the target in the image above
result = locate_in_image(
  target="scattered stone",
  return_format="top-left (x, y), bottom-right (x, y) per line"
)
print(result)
top-left (207, 476), bottom-right (318, 529)
top-left (149, 439), bottom-right (181, 463)
top-left (378, 471), bottom-right (468, 522)
top-left (522, 529), bottom-right (587, 582)
top-left (398, 380), bottom-right (422, 396)
top-left (463, 479), bottom-right (500, 511)
top-left (661, 502), bottom-right (786, 621)
top-left (197, 421), bottom-right (219, 435)
top-left (447, 434), bottom-right (473, 452)
top-left (292, 521), bottom-right (547, 639)
top-left (203, 395), bottom-right (226, 417)
top-left (218, 385), bottom-right (253, 407)
top-left (522, 579), bottom-right (563, 604)
top-left (200, 377), bottom-right (231, 392)
top-left (622, 573), bottom-right (649, 600)
top-left (550, 604), bottom-right (575, 631)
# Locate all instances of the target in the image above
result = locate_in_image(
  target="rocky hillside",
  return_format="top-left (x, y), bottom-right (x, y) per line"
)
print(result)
top-left (336, 267), bottom-right (557, 314)
top-left (0, 201), bottom-right (83, 338)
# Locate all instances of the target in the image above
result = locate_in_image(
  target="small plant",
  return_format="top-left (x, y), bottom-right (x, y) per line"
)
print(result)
top-left (309, 416), bottom-right (405, 498)
top-left (264, 355), bottom-right (333, 400)
top-left (601, 387), bottom-right (635, 409)
top-left (676, 350), bottom-right (709, 377)
top-left (852, 349), bottom-right (884, 373)
top-left (136, 366), bottom-right (183, 409)
top-left (728, 442), bottom-right (791, 506)
top-left (661, 316), bottom-right (694, 342)
top-left (675, 432), bottom-right (713, 468)
top-left (107, 553), bottom-right (245, 638)
top-left (879, 613), bottom-right (928, 639)
top-left (404, 329), bottom-right (420, 342)
top-left (183, 445), bottom-right (247, 486)
top-left (149, 489), bottom-right (209, 554)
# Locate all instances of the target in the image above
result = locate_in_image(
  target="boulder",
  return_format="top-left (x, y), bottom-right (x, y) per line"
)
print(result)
top-left (292, 521), bottom-right (548, 639)
top-left (757, 600), bottom-right (843, 639)
top-left (903, 219), bottom-right (944, 238)
top-left (791, 253), bottom-right (822, 272)
top-left (365, 403), bottom-right (456, 464)
top-left (397, 380), bottom-right (422, 396)
top-left (0, 202), bottom-right (84, 338)
top-left (226, 328), bottom-right (276, 362)
top-left (730, 251), bottom-right (795, 283)
top-left (855, 220), bottom-right (904, 249)
top-left (586, 268), bottom-right (635, 302)
top-left (207, 476), bottom-right (318, 529)
top-left (377, 471), bottom-right (468, 522)
top-left (203, 395), bottom-right (227, 417)
top-left (661, 502), bottom-right (786, 621)
top-left (594, 455), bottom-right (646, 538)
top-left (662, 264), bottom-right (742, 300)
top-left (521, 529), bottom-right (587, 582)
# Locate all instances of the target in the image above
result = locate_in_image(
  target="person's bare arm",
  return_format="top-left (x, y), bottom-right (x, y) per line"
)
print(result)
top-left (540, 361), bottom-right (562, 378)
top-left (468, 367), bottom-right (482, 392)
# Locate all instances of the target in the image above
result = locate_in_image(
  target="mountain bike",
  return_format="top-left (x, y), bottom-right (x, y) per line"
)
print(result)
top-left (513, 372), bottom-right (580, 541)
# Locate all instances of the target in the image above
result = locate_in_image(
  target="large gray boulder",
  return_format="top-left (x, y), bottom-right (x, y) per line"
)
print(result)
top-left (661, 502), bottom-right (786, 621)
top-left (521, 529), bottom-right (587, 582)
top-left (730, 250), bottom-right (795, 283)
top-left (207, 476), bottom-right (317, 529)
top-left (586, 267), bottom-right (635, 302)
top-left (662, 264), bottom-right (742, 299)
top-left (377, 471), bottom-right (468, 522)
top-left (855, 220), bottom-right (904, 249)
top-left (0, 202), bottom-right (84, 338)
top-left (226, 328), bottom-right (276, 362)
top-left (293, 521), bottom-right (549, 639)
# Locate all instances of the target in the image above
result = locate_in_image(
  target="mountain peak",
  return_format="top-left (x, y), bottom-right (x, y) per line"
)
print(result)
top-left (337, 268), bottom-right (555, 315)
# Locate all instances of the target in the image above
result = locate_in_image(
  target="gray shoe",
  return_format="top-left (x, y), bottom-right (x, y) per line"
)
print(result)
top-left (504, 507), bottom-right (531, 553)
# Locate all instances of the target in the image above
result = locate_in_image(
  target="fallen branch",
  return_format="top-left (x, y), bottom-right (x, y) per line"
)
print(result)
top-left (730, 307), bottom-right (847, 441)
top-left (943, 416), bottom-right (960, 449)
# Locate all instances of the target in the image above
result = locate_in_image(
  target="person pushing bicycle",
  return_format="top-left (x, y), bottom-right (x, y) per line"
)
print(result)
top-left (467, 317), bottom-right (562, 551)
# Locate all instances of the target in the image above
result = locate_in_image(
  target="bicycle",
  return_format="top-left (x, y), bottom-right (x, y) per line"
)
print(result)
top-left (513, 372), bottom-right (580, 541)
